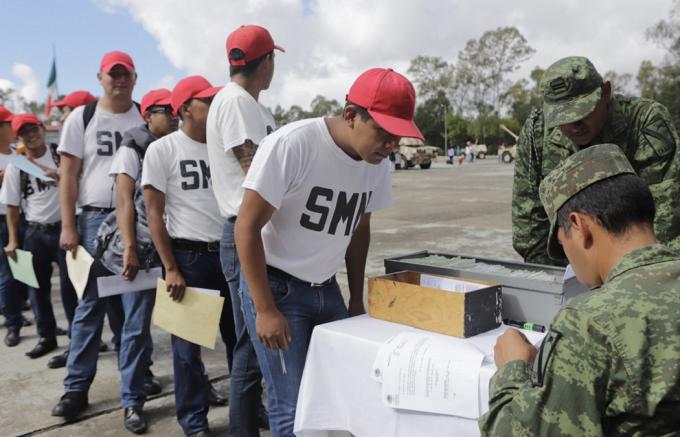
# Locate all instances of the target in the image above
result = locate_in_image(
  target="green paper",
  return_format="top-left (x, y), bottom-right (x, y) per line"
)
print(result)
top-left (7, 249), bottom-right (39, 288)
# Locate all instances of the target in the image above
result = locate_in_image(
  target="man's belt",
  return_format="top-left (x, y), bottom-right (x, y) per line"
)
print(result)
top-left (171, 238), bottom-right (220, 253)
top-left (27, 221), bottom-right (61, 232)
top-left (81, 205), bottom-right (115, 213)
top-left (266, 265), bottom-right (334, 288)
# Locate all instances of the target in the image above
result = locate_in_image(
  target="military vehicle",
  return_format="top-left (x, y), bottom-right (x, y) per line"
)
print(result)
top-left (499, 124), bottom-right (519, 164)
top-left (471, 143), bottom-right (488, 159)
top-left (396, 137), bottom-right (436, 170)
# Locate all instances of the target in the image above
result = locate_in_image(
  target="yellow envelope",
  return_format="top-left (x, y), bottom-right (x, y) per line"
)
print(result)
top-left (152, 278), bottom-right (224, 349)
top-left (7, 249), bottom-right (39, 288)
top-left (66, 245), bottom-right (94, 300)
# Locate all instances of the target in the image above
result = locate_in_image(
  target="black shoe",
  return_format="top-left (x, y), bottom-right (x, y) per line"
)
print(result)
top-left (48, 350), bottom-right (69, 369)
top-left (4, 330), bottom-right (20, 347)
top-left (143, 370), bottom-right (162, 396)
top-left (123, 406), bottom-right (148, 434)
top-left (187, 431), bottom-right (210, 437)
top-left (21, 300), bottom-right (30, 311)
top-left (22, 316), bottom-right (32, 327)
top-left (51, 391), bottom-right (88, 419)
top-left (56, 326), bottom-right (68, 336)
top-left (258, 403), bottom-right (270, 430)
top-left (99, 342), bottom-right (109, 353)
top-left (26, 337), bottom-right (58, 359)
top-left (208, 382), bottom-right (227, 406)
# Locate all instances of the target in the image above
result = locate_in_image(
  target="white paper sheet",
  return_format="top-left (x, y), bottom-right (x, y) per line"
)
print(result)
top-left (375, 332), bottom-right (485, 418)
top-left (4, 153), bottom-right (54, 181)
top-left (419, 274), bottom-right (486, 293)
top-left (96, 267), bottom-right (162, 297)
top-left (66, 245), bottom-right (94, 299)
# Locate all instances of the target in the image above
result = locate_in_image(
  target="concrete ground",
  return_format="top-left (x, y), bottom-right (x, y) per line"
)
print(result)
top-left (1, 158), bottom-right (517, 436)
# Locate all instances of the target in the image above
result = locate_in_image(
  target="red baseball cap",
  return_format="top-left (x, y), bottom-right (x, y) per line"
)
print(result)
top-left (141, 88), bottom-right (172, 114)
top-left (0, 105), bottom-right (13, 123)
top-left (347, 68), bottom-right (423, 141)
top-left (171, 76), bottom-right (222, 115)
top-left (226, 25), bottom-right (284, 66)
top-left (100, 50), bottom-right (135, 73)
top-left (11, 114), bottom-right (42, 136)
top-left (53, 91), bottom-right (97, 109)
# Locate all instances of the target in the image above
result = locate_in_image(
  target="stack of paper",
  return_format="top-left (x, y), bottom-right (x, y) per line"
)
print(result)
top-left (371, 332), bottom-right (485, 419)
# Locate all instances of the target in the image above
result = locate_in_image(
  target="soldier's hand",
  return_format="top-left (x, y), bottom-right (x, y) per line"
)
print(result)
top-left (255, 307), bottom-right (291, 350)
top-left (494, 328), bottom-right (538, 368)
top-left (122, 247), bottom-right (140, 281)
top-left (165, 270), bottom-right (186, 302)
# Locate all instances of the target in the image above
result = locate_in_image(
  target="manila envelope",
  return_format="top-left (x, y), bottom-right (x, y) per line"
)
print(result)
top-left (152, 278), bottom-right (224, 349)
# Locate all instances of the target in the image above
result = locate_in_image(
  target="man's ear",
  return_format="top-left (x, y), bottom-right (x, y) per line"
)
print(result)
top-left (569, 212), bottom-right (594, 251)
top-left (97, 71), bottom-right (103, 82)
top-left (143, 112), bottom-right (153, 125)
top-left (343, 106), bottom-right (357, 128)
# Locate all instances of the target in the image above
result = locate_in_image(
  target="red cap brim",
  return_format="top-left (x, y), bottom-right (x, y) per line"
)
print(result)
top-left (102, 62), bottom-right (135, 73)
top-left (194, 86), bottom-right (223, 99)
top-left (274, 44), bottom-right (285, 53)
top-left (52, 100), bottom-right (67, 108)
top-left (369, 110), bottom-right (424, 141)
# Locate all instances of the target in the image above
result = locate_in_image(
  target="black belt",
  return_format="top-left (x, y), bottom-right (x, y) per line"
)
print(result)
top-left (81, 205), bottom-right (115, 213)
top-left (171, 238), bottom-right (220, 253)
top-left (28, 221), bottom-right (61, 232)
top-left (266, 265), bottom-right (334, 288)
top-left (227, 216), bottom-right (237, 224)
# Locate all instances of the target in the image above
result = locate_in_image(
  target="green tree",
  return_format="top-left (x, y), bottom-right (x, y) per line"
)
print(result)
top-left (413, 91), bottom-right (451, 150)
top-left (407, 56), bottom-right (454, 101)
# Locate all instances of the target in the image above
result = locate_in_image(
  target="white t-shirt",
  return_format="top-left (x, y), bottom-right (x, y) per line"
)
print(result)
top-left (0, 150), bottom-right (16, 215)
top-left (0, 147), bottom-right (61, 224)
top-left (110, 145), bottom-right (141, 181)
top-left (243, 118), bottom-right (392, 283)
top-left (141, 129), bottom-right (223, 242)
top-left (206, 82), bottom-right (276, 219)
top-left (58, 103), bottom-right (143, 208)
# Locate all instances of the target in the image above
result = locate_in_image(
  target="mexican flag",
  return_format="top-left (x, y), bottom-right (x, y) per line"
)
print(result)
top-left (45, 57), bottom-right (57, 118)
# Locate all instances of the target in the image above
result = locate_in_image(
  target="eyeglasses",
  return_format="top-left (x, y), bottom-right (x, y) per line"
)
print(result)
top-left (107, 70), bottom-right (134, 80)
top-left (147, 106), bottom-right (174, 115)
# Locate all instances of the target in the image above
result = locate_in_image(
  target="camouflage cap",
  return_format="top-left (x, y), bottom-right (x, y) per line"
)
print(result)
top-left (539, 144), bottom-right (635, 260)
top-left (541, 56), bottom-right (603, 129)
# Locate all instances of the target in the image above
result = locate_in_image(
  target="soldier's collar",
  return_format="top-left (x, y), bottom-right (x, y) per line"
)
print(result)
top-left (605, 244), bottom-right (671, 283)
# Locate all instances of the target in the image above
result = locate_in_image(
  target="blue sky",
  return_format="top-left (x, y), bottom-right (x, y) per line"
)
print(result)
top-left (0, 0), bottom-right (183, 102)
top-left (0, 0), bottom-right (673, 111)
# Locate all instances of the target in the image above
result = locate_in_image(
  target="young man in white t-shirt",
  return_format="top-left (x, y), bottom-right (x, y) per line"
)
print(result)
top-left (52, 51), bottom-right (147, 430)
top-left (206, 24), bottom-right (283, 436)
top-left (143, 76), bottom-right (236, 437)
top-left (236, 68), bottom-right (423, 436)
top-left (1, 114), bottom-right (77, 360)
top-left (96, 88), bottom-right (177, 433)
top-left (0, 105), bottom-right (26, 347)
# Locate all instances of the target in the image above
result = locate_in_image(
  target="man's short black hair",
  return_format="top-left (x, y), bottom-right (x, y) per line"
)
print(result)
top-left (557, 173), bottom-right (656, 236)
top-left (229, 51), bottom-right (273, 78)
top-left (344, 100), bottom-right (371, 122)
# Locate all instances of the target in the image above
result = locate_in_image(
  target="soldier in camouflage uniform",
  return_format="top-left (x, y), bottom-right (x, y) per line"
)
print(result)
top-left (512, 56), bottom-right (680, 266)
top-left (480, 144), bottom-right (680, 436)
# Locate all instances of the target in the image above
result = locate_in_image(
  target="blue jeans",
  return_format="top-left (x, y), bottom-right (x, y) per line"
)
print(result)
top-left (241, 272), bottom-right (349, 437)
top-left (171, 247), bottom-right (236, 435)
top-left (23, 224), bottom-right (77, 339)
top-left (0, 220), bottom-right (23, 333)
top-left (220, 220), bottom-right (263, 437)
top-left (64, 210), bottom-right (154, 408)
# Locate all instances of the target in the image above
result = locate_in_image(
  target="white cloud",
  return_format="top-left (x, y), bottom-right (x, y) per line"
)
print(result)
top-left (0, 63), bottom-right (42, 111)
top-left (102, 0), bottom-right (672, 109)
top-left (149, 74), bottom-right (177, 91)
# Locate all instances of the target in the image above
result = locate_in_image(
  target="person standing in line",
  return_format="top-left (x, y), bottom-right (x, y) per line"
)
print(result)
top-left (206, 24), bottom-right (284, 436)
top-left (144, 75), bottom-right (236, 437)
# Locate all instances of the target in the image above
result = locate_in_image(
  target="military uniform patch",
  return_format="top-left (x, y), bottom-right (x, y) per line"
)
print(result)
top-left (531, 330), bottom-right (561, 386)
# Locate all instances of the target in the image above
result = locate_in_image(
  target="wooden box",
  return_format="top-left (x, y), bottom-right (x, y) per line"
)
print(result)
top-left (367, 270), bottom-right (502, 338)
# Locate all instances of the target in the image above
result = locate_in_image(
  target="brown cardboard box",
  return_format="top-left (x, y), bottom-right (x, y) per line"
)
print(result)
top-left (367, 270), bottom-right (502, 338)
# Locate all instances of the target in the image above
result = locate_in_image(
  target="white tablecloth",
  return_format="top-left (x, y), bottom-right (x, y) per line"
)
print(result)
top-left (294, 315), bottom-right (509, 437)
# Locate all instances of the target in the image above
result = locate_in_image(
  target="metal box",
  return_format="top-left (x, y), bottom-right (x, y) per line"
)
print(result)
top-left (384, 251), bottom-right (589, 328)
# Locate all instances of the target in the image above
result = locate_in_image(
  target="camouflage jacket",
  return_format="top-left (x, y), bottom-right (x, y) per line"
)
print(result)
top-left (512, 95), bottom-right (680, 266)
top-left (479, 244), bottom-right (680, 436)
